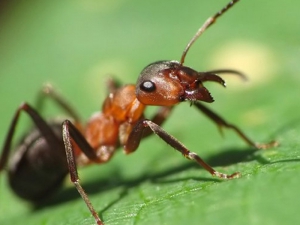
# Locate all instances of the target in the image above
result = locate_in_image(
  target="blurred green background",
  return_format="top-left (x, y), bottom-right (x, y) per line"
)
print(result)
top-left (0, 0), bottom-right (299, 224)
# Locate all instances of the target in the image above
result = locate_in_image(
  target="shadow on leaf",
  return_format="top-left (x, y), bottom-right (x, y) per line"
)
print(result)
top-left (32, 145), bottom-right (265, 212)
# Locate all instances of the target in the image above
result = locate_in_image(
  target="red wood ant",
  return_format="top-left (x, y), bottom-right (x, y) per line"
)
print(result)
top-left (0, 0), bottom-right (277, 224)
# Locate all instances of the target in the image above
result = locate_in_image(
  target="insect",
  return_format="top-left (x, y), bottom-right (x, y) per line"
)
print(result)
top-left (0, 0), bottom-right (277, 224)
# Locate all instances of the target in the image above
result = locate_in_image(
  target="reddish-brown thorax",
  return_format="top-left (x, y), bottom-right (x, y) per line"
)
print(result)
top-left (79, 85), bottom-right (145, 163)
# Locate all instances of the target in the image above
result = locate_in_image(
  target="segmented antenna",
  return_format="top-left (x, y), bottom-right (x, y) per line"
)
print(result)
top-left (180, 0), bottom-right (240, 65)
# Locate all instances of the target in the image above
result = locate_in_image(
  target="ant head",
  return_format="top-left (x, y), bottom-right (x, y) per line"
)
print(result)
top-left (136, 0), bottom-right (240, 106)
top-left (136, 60), bottom-right (225, 106)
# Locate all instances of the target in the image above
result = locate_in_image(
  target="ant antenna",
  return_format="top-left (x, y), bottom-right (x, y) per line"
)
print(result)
top-left (180, 0), bottom-right (240, 66)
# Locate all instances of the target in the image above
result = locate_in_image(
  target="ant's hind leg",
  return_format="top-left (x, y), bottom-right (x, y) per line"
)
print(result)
top-left (193, 102), bottom-right (278, 149)
top-left (0, 103), bottom-right (62, 171)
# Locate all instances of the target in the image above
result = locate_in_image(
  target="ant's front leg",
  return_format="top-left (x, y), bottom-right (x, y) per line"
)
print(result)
top-left (142, 106), bottom-right (173, 138)
top-left (193, 102), bottom-right (278, 149)
top-left (125, 119), bottom-right (240, 179)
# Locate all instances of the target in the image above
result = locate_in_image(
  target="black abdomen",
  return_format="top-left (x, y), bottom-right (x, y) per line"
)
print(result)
top-left (8, 123), bottom-right (68, 202)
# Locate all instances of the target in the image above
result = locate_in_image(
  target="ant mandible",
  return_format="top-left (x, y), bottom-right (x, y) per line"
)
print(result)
top-left (0, 0), bottom-right (277, 224)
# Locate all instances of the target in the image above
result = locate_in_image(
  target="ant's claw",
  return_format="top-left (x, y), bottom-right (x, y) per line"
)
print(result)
top-left (213, 171), bottom-right (241, 179)
top-left (255, 140), bottom-right (279, 150)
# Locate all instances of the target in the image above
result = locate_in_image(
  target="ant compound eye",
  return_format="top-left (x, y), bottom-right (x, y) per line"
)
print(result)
top-left (140, 80), bottom-right (156, 92)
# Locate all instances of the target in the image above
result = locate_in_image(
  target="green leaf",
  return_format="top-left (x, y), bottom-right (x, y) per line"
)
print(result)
top-left (1, 0), bottom-right (300, 225)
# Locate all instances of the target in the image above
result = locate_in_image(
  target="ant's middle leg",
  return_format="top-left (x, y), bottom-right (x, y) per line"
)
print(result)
top-left (35, 83), bottom-right (82, 124)
top-left (124, 119), bottom-right (240, 179)
top-left (106, 77), bottom-right (122, 94)
top-left (61, 120), bottom-right (113, 225)
top-left (193, 102), bottom-right (278, 149)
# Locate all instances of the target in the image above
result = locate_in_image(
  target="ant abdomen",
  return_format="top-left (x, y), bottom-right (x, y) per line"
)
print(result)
top-left (8, 123), bottom-right (68, 202)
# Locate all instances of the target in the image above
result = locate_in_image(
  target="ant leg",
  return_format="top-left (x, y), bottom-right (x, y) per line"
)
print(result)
top-left (142, 106), bottom-right (173, 138)
top-left (35, 84), bottom-right (81, 124)
top-left (125, 119), bottom-right (240, 179)
top-left (106, 77), bottom-right (121, 93)
top-left (193, 102), bottom-right (278, 149)
top-left (62, 120), bottom-right (111, 225)
top-left (0, 103), bottom-right (62, 171)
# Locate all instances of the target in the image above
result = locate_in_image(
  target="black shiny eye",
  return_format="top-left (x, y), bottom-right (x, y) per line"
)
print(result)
top-left (140, 80), bottom-right (156, 92)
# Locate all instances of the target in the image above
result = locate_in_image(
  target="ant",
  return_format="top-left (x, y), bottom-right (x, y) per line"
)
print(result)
top-left (0, 0), bottom-right (277, 224)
